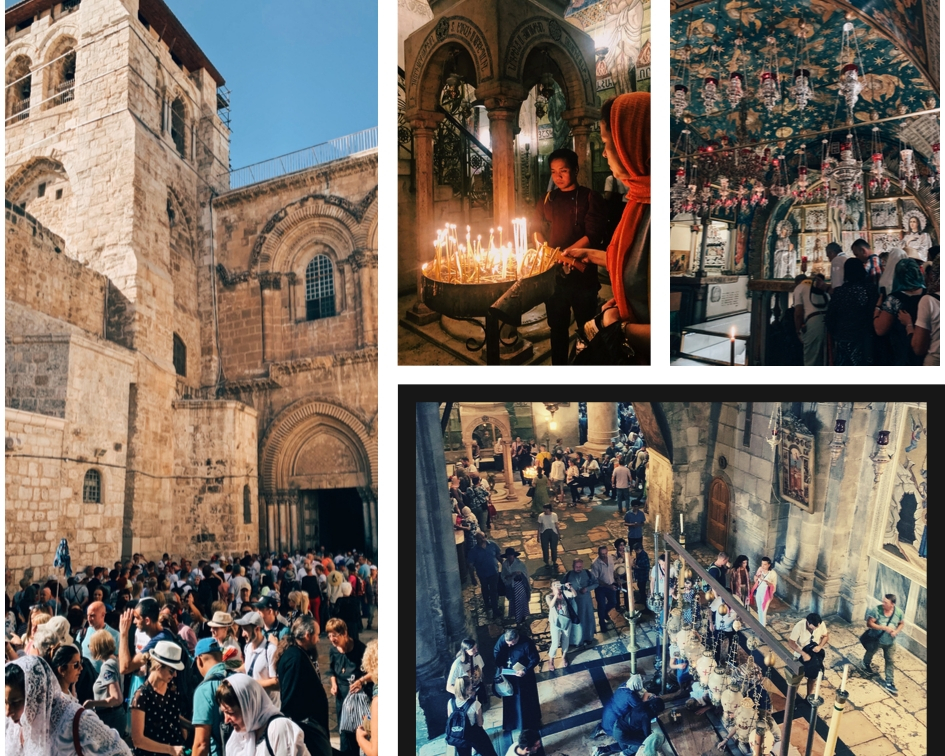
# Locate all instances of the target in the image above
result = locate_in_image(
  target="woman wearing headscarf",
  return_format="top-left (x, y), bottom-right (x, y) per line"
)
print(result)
top-left (565, 93), bottom-right (650, 364)
top-left (6, 655), bottom-right (132, 756)
top-left (878, 247), bottom-right (907, 299)
top-left (215, 674), bottom-right (310, 756)
top-left (898, 256), bottom-right (940, 365)
top-left (874, 257), bottom-right (926, 365)
top-left (826, 257), bottom-right (878, 365)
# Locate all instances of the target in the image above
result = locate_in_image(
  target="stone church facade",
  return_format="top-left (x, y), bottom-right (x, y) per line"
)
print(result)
top-left (5, 0), bottom-right (377, 589)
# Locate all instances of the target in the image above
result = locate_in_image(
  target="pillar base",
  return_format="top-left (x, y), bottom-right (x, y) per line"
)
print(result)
top-left (405, 300), bottom-right (440, 326)
top-left (417, 674), bottom-right (452, 740)
top-left (779, 566), bottom-right (816, 611)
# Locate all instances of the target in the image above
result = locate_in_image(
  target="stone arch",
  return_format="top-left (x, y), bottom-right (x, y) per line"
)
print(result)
top-left (251, 194), bottom-right (366, 272)
top-left (6, 54), bottom-right (33, 122)
top-left (42, 35), bottom-right (76, 109)
top-left (405, 17), bottom-right (494, 114)
top-left (360, 193), bottom-right (378, 251)
top-left (461, 413), bottom-right (512, 452)
top-left (259, 400), bottom-right (378, 496)
top-left (509, 20), bottom-right (598, 111)
top-left (5, 155), bottom-right (75, 250)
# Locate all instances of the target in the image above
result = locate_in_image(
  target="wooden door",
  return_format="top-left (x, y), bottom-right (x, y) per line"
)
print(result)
top-left (707, 477), bottom-right (730, 552)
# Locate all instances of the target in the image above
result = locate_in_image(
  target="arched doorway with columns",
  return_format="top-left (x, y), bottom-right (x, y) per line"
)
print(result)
top-left (259, 400), bottom-right (378, 556)
top-left (459, 403), bottom-right (517, 500)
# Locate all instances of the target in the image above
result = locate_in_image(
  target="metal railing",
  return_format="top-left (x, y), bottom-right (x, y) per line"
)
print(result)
top-left (220, 127), bottom-right (377, 191)
top-left (49, 79), bottom-right (75, 108)
top-left (8, 98), bottom-right (30, 123)
top-left (433, 109), bottom-right (493, 217)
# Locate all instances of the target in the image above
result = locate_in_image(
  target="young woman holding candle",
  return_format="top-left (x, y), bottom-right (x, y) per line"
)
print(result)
top-left (564, 93), bottom-right (651, 364)
top-left (531, 147), bottom-right (608, 365)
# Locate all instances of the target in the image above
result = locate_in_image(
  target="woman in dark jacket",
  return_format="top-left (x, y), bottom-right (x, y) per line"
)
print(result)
top-left (826, 257), bottom-right (878, 365)
top-left (533, 148), bottom-right (607, 365)
top-left (874, 257), bottom-right (926, 365)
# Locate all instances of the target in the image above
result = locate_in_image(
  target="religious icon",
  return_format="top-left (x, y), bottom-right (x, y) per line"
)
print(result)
top-left (868, 200), bottom-right (900, 229)
top-left (901, 209), bottom-right (932, 261)
top-left (881, 409), bottom-right (927, 567)
top-left (870, 231), bottom-right (903, 254)
top-left (805, 206), bottom-right (828, 232)
top-left (802, 234), bottom-right (830, 276)
top-left (670, 249), bottom-right (689, 274)
top-left (841, 230), bottom-right (869, 256)
top-left (772, 219), bottom-right (796, 279)
top-left (779, 417), bottom-right (813, 511)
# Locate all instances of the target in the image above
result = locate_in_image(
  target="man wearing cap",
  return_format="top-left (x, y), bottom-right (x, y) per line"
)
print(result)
top-left (207, 610), bottom-right (241, 660)
top-left (254, 594), bottom-right (290, 642)
top-left (467, 533), bottom-right (503, 619)
top-left (191, 637), bottom-right (230, 756)
top-left (235, 610), bottom-right (280, 706)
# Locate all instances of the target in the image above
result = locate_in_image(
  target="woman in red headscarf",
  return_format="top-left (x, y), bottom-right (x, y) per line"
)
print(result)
top-left (565, 93), bottom-right (650, 363)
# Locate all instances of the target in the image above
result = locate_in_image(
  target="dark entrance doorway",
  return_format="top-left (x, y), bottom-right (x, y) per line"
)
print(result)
top-left (305, 488), bottom-right (367, 554)
top-left (707, 477), bottom-right (730, 553)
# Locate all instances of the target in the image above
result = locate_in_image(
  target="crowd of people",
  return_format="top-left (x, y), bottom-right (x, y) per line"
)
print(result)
top-left (783, 240), bottom-right (939, 365)
top-left (6, 548), bottom-right (379, 756)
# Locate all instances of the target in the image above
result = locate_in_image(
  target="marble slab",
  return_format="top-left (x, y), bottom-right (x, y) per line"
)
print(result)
top-left (536, 669), bottom-right (602, 719)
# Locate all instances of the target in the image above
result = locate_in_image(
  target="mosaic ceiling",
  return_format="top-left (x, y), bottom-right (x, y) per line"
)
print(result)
top-left (669, 0), bottom-right (939, 151)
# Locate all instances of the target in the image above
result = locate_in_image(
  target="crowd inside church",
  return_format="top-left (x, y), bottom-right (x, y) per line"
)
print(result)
top-left (5, 548), bottom-right (379, 756)
top-left (440, 407), bottom-right (909, 756)
top-left (781, 239), bottom-right (939, 366)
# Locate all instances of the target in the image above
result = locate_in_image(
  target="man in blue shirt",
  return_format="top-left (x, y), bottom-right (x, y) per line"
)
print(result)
top-left (191, 638), bottom-right (229, 756)
top-left (624, 500), bottom-right (646, 553)
top-left (467, 533), bottom-right (502, 619)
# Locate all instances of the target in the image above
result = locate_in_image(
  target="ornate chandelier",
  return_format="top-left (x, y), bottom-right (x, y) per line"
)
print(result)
top-left (759, 37), bottom-right (781, 113)
top-left (838, 23), bottom-right (865, 114)
top-left (789, 22), bottom-right (814, 111)
top-left (702, 40), bottom-right (723, 114)
top-left (868, 126), bottom-right (891, 195)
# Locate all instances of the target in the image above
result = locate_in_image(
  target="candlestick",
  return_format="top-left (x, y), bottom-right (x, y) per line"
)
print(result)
top-left (840, 664), bottom-right (848, 692)
top-left (814, 670), bottom-right (822, 700)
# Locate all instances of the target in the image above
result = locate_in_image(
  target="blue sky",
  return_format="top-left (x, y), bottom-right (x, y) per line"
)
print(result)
top-left (7, 0), bottom-right (379, 169)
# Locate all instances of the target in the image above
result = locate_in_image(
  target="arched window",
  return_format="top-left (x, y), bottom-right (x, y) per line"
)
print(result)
top-left (172, 333), bottom-right (186, 377)
top-left (44, 39), bottom-right (76, 109)
top-left (305, 254), bottom-right (336, 320)
top-left (5, 56), bottom-right (32, 123)
top-left (82, 469), bottom-right (101, 503)
top-left (170, 97), bottom-right (186, 158)
top-left (243, 485), bottom-right (252, 524)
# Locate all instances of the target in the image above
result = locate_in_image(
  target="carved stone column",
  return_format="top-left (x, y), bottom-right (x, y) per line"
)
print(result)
top-left (258, 272), bottom-right (282, 363)
top-left (287, 490), bottom-right (300, 553)
top-left (485, 105), bottom-right (521, 232)
top-left (266, 495), bottom-right (276, 553)
top-left (582, 402), bottom-right (619, 457)
top-left (351, 249), bottom-right (379, 348)
top-left (567, 118), bottom-right (596, 189)
top-left (405, 114), bottom-right (443, 325)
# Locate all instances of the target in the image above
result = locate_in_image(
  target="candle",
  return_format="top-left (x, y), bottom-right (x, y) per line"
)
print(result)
top-left (656, 514), bottom-right (660, 532)
top-left (730, 327), bottom-right (736, 366)
top-left (680, 513), bottom-right (684, 532)
top-left (841, 664), bottom-right (848, 692)
top-left (498, 226), bottom-right (503, 247)
top-left (814, 670), bottom-right (822, 699)
top-left (624, 548), bottom-right (632, 603)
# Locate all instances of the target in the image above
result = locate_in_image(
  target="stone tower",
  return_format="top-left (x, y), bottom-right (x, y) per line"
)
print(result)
top-left (5, 0), bottom-right (247, 561)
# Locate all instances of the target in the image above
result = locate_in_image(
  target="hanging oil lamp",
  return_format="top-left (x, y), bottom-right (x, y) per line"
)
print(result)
top-left (759, 36), bottom-right (781, 113)
top-left (868, 127), bottom-right (891, 195)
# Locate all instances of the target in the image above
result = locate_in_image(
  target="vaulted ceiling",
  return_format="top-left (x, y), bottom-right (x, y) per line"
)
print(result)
top-left (670, 0), bottom-right (939, 158)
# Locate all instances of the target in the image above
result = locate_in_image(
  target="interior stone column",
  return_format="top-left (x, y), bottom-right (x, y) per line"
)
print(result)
top-left (502, 442), bottom-right (517, 500)
top-left (484, 103), bottom-right (522, 232)
top-left (405, 114), bottom-right (442, 325)
top-left (568, 119), bottom-right (595, 189)
top-left (582, 402), bottom-right (619, 457)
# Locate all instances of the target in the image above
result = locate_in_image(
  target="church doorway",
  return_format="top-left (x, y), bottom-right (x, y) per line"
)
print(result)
top-left (707, 477), bottom-right (730, 553)
top-left (305, 488), bottom-right (367, 555)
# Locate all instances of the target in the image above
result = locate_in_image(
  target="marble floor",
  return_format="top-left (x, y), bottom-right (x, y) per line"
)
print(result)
top-left (417, 474), bottom-right (927, 756)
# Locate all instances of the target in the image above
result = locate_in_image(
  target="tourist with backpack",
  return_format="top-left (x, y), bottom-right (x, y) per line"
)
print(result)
top-left (215, 674), bottom-right (311, 756)
top-left (192, 638), bottom-right (232, 756)
top-left (445, 676), bottom-right (498, 756)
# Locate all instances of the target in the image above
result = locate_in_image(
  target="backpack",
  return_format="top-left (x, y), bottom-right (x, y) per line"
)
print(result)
top-left (445, 697), bottom-right (474, 748)
top-left (353, 577), bottom-right (366, 598)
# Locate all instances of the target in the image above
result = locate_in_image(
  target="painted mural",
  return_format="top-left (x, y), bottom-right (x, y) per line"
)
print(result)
top-left (779, 414), bottom-right (814, 511)
top-left (882, 406), bottom-right (927, 568)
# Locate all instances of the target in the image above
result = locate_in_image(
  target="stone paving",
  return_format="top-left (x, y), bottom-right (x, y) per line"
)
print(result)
top-left (417, 473), bottom-right (927, 756)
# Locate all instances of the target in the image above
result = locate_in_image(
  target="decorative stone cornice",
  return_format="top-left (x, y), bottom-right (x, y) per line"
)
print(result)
top-left (215, 264), bottom-right (252, 287)
top-left (216, 347), bottom-right (377, 398)
top-left (349, 249), bottom-right (379, 271)
top-left (257, 271), bottom-right (282, 291)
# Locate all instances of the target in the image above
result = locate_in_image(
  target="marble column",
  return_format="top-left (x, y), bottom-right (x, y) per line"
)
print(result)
top-left (416, 402), bottom-right (468, 736)
top-left (486, 106), bottom-right (520, 232)
top-left (352, 250), bottom-right (378, 347)
top-left (582, 402), bottom-right (619, 457)
top-left (502, 442), bottom-right (517, 500)
top-left (288, 492), bottom-right (299, 553)
top-left (266, 497), bottom-right (276, 553)
top-left (405, 116), bottom-right (442, 325)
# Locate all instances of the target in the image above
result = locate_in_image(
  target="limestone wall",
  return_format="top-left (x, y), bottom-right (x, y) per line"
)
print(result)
top-left (171, 400), bottom-right (259, 556)
top-left (5, 209), bottom-right (106, 337)
top-left (211, 153), bottom-right (378, 377)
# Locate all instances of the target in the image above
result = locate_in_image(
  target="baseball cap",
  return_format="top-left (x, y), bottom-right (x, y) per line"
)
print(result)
top-left (253, 594), bottom-right (280, 611)
top-left (234, 611), bottom-right (265, 628)
top-left (194, 637), bottom-right (222, 657)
